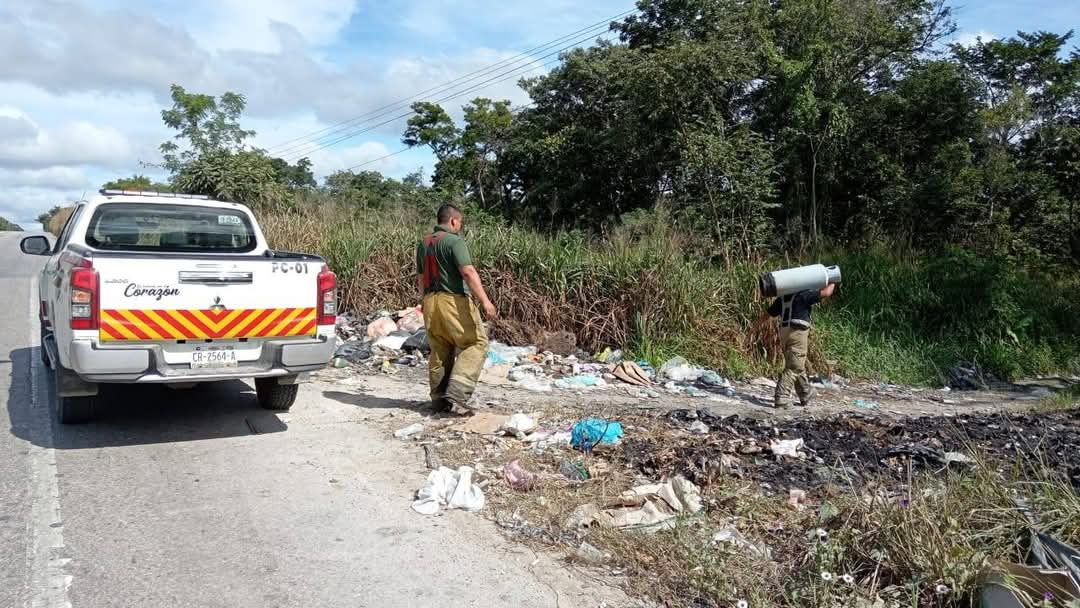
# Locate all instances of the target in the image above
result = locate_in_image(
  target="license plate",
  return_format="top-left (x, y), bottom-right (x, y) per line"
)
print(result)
top-left (191, 348), bottom-right (238, 369)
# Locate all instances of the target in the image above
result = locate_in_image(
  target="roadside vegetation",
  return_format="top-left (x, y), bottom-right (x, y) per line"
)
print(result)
top-left (0, 217), bottom-right (23, 231)
top-left (38, 0), bottom-right (1079, 385)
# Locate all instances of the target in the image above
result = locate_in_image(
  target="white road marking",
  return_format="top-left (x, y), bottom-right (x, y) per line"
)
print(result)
top-left (25, 277), bottom-right (72, 608)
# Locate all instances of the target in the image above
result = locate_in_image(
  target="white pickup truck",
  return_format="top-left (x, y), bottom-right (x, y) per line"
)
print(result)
top-left (20, 189), bottom-right (338, 423)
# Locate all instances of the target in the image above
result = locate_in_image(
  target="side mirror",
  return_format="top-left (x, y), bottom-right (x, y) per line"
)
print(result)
top-left (20, 235), bottom-right (51, 256)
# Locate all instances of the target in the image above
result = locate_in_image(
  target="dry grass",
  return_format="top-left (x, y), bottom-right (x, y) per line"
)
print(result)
top-left (423, 407), bottom-right (1080, 608)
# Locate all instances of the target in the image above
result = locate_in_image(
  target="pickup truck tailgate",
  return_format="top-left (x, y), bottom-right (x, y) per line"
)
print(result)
top-left (95, 257), bottom-right (318, 342)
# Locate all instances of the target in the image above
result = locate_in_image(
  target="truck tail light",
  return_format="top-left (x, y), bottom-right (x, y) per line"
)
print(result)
top-left (70, 258), bottom-right (99, 330)
top-left (40, 301), bottom-right (50, 328)
top-left (317, 264), bottom-right (337, 326)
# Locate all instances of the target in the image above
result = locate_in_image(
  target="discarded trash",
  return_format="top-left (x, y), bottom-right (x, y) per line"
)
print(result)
top-left (334, 340), bottom-right (372, 362)
top-left (854, 399), bottom-right (880, 410)
top-left (452, 412), bottom-right (510, 435)
top-left (605, 476), bottom-right (704, 533)
top-left (612, 361), bottom-right (651, 386)
top-left (751, 377), bottom-right (778, 389)
top-left (944, 451), bottom-right (974, 466)
top-left (539, 431), bottom-right (573, 449)
top-left (981, 530), bottom-right (1080, 607)
top-left (571, 419), bottom-right (624, 451)
top-left (689, 420), bottom-right (710, 435)
top-left (503, 460), bottom-right (535, 491)
top-left (699, 370), bottom-right (729, 388)
top-left (788, 488), bottom-right (808, 511)
top-left (330, 357), bottom-right (349, 368)
top-left (485, 342), bottom-right (537, 368)
top-left (411, 466), bottom-right (486, 515)
top-left (393, 423), bottom-right (424, 440)
top-left (402, 329), bottom-right (430, 354)
top-left (573, 541), bottom-right (607, 564)
top-left (595, 348), bottom-right (623, 363)
top-left (566, 503), bottom-right (607, 530)
top-left (396, 307), bottom-right (425, 333)
top-left (501, 413), bottom-right (538, 434)
top-left (660, 356), bottom-right (705, 383)
top-left (373, 333), bottom-right (409, 351)
top-left (516, 376), bottom-right (553, 393)
top-left (770, 438), bottom-right (806, 459)
top-left (559, 459), bottom-right (590, 481)
top-left (712, 525), bottom-right (773, 559)
top-left (508, 365), bottom-right (544, 382)
top-left (554, 375), bottom-right (606, 390)
top-left (366, 317), bottom-right (398, 340)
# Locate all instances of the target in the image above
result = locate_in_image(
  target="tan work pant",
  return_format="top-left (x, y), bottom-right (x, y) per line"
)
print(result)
top-left (422, 292), bottom-right (489, 408)
top-left (775, 326), bottom-right (812, 406)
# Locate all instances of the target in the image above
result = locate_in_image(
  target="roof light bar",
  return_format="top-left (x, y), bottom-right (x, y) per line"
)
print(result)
top-left (99, 189), bottom-right (211, 200)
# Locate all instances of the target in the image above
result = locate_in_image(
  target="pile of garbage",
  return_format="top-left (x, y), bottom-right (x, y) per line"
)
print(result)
top-left (332, 308), bottom-right (431, 370)
top-left (623, 408), bottom-right (1080, 490)
top-left (400, 410), bottom-right (627, 517)
top-left (333, 310), bottom-right (738, 396)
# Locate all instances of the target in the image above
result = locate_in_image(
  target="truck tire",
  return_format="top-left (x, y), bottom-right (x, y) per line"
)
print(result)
top-left (39, 330), bottom-right (51, 368)
top-left (255, 378), bottom-right (298, 411)
top-left (52, 369), bottom-right (96, 424)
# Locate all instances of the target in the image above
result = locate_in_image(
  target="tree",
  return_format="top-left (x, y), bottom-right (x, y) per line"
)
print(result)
top-left (101, 174), bottom-right (173, 191)
top-left (0, 216), bottom-right (23, 231)
top-left (173, 150), bottom-right (286, 208)
top-left (159, 84), bottom-right (255, 176)
top-left (37, 206), bottom-right (63, 228)
top-left (753, 0), bottom-right (955, 244)
top-left (324, 170), bottom-right (435, 211)
top-left (269, 157), bottom-right (316, 190)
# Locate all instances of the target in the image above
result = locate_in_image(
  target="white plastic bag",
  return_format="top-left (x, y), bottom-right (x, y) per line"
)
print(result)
top-left (411, 466), bottom-right (486, 515)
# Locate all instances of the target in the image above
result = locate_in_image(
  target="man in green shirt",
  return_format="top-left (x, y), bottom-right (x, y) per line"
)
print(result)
top-left (416, 204), bottom-right (497, 413)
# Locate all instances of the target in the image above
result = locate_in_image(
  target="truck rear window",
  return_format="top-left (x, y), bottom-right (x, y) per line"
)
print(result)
top-left (85, 203), bottom-right (257, 253)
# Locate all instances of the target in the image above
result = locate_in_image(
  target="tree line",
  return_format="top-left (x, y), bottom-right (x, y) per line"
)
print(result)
top-left (82, 0), bottom-right (1077, 267)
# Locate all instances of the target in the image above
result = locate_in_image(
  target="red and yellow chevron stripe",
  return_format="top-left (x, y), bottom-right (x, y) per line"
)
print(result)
top-left (99, 308), bottom-right (317, 342)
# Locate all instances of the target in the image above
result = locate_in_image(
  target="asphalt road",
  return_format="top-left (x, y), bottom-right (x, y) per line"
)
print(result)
top-left (0, 232), bottom-right (620, 608)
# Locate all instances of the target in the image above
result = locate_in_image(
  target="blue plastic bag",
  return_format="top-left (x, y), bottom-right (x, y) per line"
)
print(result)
top-left (571, 419), bottom-right (624, 451)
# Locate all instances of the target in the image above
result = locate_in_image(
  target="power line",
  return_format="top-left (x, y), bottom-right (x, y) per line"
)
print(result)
top-left (269, 7), bottom-right (636, 159)
top-left (282, 29), bottom-right (618, 163)
top-left (277, 26), bottom-right (617, 160)
top-left (341, 147), bottom-right (413, 172)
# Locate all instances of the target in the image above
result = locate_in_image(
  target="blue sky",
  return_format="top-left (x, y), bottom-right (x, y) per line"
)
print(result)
top-left (0, 0), bottom-right (1076, 228)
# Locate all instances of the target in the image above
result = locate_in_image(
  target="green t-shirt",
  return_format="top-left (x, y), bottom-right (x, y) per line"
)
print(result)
top-left (416, 225), bottom-right (473, 295)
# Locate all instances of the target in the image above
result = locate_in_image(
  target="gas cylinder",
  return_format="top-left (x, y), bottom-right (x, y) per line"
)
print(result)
top-left (759, 264), bottom-right (841, 298)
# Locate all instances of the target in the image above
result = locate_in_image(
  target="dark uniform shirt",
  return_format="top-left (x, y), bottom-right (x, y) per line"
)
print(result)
top-left (416, 225), bottom-right (473, 295)
top-left (767, 289), bottom-right (821, 327)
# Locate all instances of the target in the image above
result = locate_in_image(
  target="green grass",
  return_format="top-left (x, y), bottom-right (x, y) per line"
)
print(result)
top-left (260, 202), bottom-right (1080, 385)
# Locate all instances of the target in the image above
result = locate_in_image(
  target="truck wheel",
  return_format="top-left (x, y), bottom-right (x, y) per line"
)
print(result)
top-left (39, 330), bottom-right (51, 369)
top-left (52, 370), bottom-right (96, 424)
top-left (255, 378), bottom-right (298, 411)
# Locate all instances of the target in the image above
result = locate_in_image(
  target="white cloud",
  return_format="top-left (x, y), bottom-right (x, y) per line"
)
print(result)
top-left (954, 30), bottom-right (997, 48)
top-left (0, 0), bottom-right (623, 225)
top-left (0, 107), bottom-right (133, 170)
top-left (183, 0), bottom-right (358, 52)
top-left (0, 166), bottom-right (91, 190)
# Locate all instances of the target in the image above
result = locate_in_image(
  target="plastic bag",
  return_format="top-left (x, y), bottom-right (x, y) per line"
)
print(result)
top-left (660, 356), bottom-right (705, 383)
top-left (412, 466), bottom-right (485, 515)
top-left (366, 317), bottom-right (398, 340)
top-left (571, 419), bottom-right (624, 451)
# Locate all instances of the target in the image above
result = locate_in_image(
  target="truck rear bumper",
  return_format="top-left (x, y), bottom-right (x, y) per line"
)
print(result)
top-left (67, 335), bottom-right (336, 383)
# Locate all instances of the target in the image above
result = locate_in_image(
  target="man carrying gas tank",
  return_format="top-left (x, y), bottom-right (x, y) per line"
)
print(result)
top-left (416, 204), bottom-right (498, 413)
top-left (759, 264), bottom-right (841, 408)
